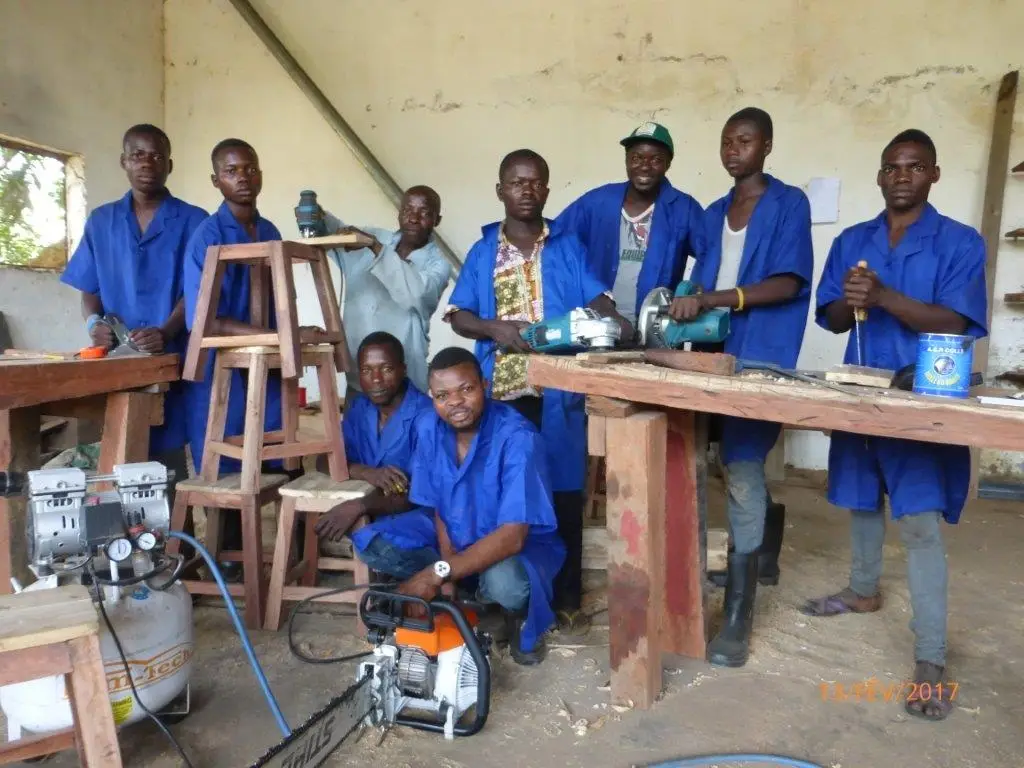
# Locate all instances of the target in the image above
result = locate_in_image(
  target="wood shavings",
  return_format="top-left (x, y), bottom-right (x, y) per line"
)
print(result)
top-left (551, 646), bottom-right (577, 657)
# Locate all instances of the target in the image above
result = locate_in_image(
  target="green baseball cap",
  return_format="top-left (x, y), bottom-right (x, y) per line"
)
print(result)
top-left (620, 122), bottom-right (674, 155)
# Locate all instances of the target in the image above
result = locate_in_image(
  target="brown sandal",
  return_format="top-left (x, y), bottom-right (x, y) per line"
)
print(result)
top-left (800, 587), bottom-right (882, 617)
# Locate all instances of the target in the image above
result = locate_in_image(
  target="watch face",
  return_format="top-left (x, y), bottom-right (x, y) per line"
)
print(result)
top-left (433, 561), bottom-right (451, 579)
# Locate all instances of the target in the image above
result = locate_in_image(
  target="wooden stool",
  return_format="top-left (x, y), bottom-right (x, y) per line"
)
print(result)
top-left (0, 586), bottom-right (123, 767)
top-left (264, 473), bottom-right (376, 630)
top-left (166, 473), bottom-right (288, 629)
top-left (200, 344), bottom-right (349, 494)
top-left (182, 236), bottom-right (355, 382)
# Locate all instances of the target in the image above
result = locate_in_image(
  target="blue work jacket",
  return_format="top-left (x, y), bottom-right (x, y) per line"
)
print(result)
top-left (815, 203), bottom-right (988, 523)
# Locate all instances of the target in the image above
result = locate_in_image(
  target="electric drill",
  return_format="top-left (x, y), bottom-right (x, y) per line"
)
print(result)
top-left (295, 189), bottom-right (327, 238)
top-left (637, 280), bottom-right (731, 348)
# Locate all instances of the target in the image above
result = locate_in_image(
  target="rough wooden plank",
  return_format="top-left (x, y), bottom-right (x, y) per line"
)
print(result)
top-left (279, 472), bottom-right (374, 499)
top-left (586, 395), bottom-right (640, 418)
top-left (0, 585), bottom-right (97, 652)
top-left (576, 350), bottom-right (646, 364)
top-left (662, 410), bottom-right (708, 659)
top-left (176, 473), bottom-right (289, 493)
top-left (527, 357), bottom-right (1024, 452)
top-left (0, 407), bottom-right (39, 594)
top-left (296, 233), bottom-right (359, 248)
top-left (824, 364), bottom-right (895, 388)
top-left (605, 411), bottom-right (666, 710)
top-left (0, 355), bottom-right (179, 411)
top-left (644, 350), bottom-right (736, 376)
top-left (0, 641), bottom-right (71, 686)
top-left (0, 726), bottom-right (75, 762)
top-left (67, 633), bottom-right (124, 767)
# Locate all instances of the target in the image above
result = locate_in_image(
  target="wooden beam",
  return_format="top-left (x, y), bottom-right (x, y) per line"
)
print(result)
top-left (0, 407), bottom-right (39, 593)
top-left (643, 350), bottom-right (736, 376)
top-left (0, 355), bottom-right (179, 411)
top-left (587, 414), bottom-right (607, 457)
top-left (97, 392), bottom-right (156, 473)
top-left (527, 357), bottom-right (1024, 452)
top-left (662, 410), bottom-right (708, 659)
top-left (586, 395), bottom-right (639, 418)
top-left (604, 411), bottom-right (666, 709)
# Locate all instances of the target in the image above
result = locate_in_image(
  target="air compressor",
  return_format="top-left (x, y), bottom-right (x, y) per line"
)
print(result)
top-left (0, 462), bottom-right (193, 741)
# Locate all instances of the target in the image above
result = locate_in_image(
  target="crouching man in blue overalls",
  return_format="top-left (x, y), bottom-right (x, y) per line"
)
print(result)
top-left (805, 130), bottom-right (988, 723)
top-left (358, 347), bottom-right (566, 666)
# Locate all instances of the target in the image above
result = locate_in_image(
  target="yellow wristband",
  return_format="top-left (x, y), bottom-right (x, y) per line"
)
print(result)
top-left (735, 287), bottom-right (745, 312)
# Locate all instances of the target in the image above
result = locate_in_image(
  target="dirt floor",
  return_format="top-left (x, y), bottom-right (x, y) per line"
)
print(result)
top-left (5, 473), bottom-right (1024, 768)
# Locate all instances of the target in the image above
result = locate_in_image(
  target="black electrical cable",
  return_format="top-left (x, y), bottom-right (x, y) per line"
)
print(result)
top-left (89, 555), bottom-right (176, 587)
top-left (146, 554), bottom-right (186, 592)
top-left (286, 582), bottom-right (391, 665)
top-left (88, 567), bottom-right (196, 768)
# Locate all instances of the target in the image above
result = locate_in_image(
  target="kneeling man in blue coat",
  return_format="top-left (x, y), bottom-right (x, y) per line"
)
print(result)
top-left (359, 347), bottom-right (565, 666)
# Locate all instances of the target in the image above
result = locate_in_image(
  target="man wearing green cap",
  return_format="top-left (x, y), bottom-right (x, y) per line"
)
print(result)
top-left (554, 122), bottom-right (705, 330)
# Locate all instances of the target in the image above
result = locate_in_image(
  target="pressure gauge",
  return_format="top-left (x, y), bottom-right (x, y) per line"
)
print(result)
top-left (106, 538), bottom-right (133, 563)
top-left (135, 532), bottom-right (157, 552)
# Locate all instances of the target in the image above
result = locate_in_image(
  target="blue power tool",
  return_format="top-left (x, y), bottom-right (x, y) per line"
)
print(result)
top-left (294, 189), bottom-right (327, 238)
top-left (520, 308), bottom-right (621, 353)
top-left (637, 281), bottom-right (731, 348)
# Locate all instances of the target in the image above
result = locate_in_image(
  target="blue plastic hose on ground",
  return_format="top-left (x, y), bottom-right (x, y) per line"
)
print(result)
top-left (167, 531), bottom-right (292, 738)
top-left (644, 755), bottom-right (826, 768)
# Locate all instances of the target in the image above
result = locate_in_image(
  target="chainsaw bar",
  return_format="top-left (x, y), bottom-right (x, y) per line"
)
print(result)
top-left (248, 673), bottom-right (373, 768)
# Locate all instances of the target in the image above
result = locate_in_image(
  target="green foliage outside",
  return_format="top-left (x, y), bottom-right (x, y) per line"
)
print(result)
top-left (0, 146), bottom-right (67, 268)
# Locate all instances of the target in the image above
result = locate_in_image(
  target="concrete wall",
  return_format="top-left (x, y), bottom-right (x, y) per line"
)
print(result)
top-left (157, 0), bottom-right (1021, 472)
top-left (0, 0), bottom-right (165, 352)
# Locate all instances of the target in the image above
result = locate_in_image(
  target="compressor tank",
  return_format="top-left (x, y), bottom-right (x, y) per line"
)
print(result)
top-left (0, 578), bottom-right (194, 736)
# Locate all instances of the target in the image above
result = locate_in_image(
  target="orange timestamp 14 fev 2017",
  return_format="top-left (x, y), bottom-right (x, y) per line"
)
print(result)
top-left (819, 677), bottom-right (959, 703)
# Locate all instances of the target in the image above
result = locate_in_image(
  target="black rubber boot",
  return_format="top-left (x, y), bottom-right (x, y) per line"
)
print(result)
top-left (707, 551), bottom-right (759, 668)
top-left (709, 502), bottom-right (786, 588)
top-left (757, 502), bottom-right (785, 585)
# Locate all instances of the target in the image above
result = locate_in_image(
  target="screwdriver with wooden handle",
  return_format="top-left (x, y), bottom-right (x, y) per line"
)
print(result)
top-left (854, 260), bottom-right (868, 366)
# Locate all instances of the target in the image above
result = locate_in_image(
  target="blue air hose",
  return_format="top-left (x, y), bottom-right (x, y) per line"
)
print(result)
top-left (167, 531), bottom-right (292, 738)
top-left (644, 756), bottom-right (826, 768)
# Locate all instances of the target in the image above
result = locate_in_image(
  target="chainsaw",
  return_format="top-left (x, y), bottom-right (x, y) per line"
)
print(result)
top-left (249, 590), bottom-right (491, 768)
top-left (637, 280), bottom-right (731, 348)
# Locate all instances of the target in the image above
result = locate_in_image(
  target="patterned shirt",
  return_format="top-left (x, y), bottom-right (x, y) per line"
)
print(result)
top-left (612, 204), bottom-right (654, 323)
top-left (490, 222), bottom-right (548, 400)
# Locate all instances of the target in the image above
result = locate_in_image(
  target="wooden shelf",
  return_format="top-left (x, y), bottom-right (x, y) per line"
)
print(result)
top-left (1003, 292), bottom-right (1024, 304)
top-left (1006, 228), bottom-right (1024, 240)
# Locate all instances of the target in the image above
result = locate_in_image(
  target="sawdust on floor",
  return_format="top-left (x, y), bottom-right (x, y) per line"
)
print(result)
top-left (3, 478), bottom-right (1023, 768)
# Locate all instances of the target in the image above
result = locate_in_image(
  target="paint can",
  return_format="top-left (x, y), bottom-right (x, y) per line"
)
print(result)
top-left (912, 333), bottom-right (975, 399)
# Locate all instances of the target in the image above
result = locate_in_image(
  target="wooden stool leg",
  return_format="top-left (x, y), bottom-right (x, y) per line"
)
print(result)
top-left (183, 248), bottom-right (227, 382)
top-left (269, 243), bottom-right (301, 379)
top-left (316, 350), bottom-right (348, 481)
top-left (353, 548), bottom-right (370, 588)
top-left (66, 634), bottom-right (124, 767)
top-left (240, 495), bottom-right (266, 630)
top-left (204, 507), bottom-right (223, 566)
top-left (201, 352), bottom-right (234, 481)
top-left (264, 497), bottom-right (297, 631)
top-left (240, 352), bottom-right (269, 495)
top-left (281, 376), bottom-right (300, 473)
top-left (310, 248), bottom-right (352, 373)
top-left (301, 511), bottom-right (319, 587)
top-left (166, 491), bottom-right (192, 557)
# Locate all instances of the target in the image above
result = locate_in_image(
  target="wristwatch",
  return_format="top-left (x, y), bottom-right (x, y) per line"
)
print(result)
top-left (432, 560), bottom-right (452, 583)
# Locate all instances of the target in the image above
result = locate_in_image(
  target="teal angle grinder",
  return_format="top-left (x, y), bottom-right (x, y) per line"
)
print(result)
top-left (520, 308), bottom-right (622, 353)
top-left (638, 280), bottom-right (731, 348)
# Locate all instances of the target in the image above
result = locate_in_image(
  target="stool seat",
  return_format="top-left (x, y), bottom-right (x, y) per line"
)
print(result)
top-left (175, 473), bottom-right (290, 494)
top-left (279, 472), bottom-right (376, 500)
top-left (0, 585), bottom-right (96, 653)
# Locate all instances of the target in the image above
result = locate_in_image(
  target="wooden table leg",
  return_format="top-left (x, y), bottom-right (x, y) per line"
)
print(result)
top-left (97, 392), bottom-right (153, 472)
top-left (66, 634), bottom-right (124, 767)
top-left (0, 407), bottom-right (40, 595)
top-left (604, 411), bottom-right (666, 709)
top-left (662, 410), bottom-right (709, 658)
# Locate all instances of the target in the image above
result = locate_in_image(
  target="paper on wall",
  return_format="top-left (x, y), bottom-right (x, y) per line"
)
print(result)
top-left (805, 177), bottom-right (841, 224)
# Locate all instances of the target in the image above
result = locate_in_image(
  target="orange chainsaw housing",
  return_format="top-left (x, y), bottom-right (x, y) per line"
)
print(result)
top-left (395, 606), bottom-right (479, 657)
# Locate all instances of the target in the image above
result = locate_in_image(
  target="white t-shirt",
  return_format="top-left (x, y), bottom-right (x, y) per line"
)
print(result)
top-left (613, 204), bottom-right (655, 323)
top-left (715, 220), bottom-right (747, 291)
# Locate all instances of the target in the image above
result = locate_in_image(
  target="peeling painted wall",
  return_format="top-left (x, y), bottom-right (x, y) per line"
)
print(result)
top-left (161, 0), bottom-right (1024, 473)
top-left (0, 0), bottom-right (165, 351)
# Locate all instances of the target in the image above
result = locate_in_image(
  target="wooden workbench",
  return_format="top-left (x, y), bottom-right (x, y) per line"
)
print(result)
top-left (0, 354), bottom-right (180, 593)
top-left (527, 355), bottom-right (1024, 710)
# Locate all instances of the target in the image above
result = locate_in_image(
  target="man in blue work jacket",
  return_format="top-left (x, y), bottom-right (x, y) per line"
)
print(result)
top-left (445, 149), bottom-right (630, 634)
top-left (61, 123), bottom-right (207, 493)
top-left (668, 108), bottom-right (814, 668)
top-left (554, 122), bottom-right (705, 329)
top-left (363, 346), bottom-right (565, 666)
top-left (806, 129), bottom-right (988, 722)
